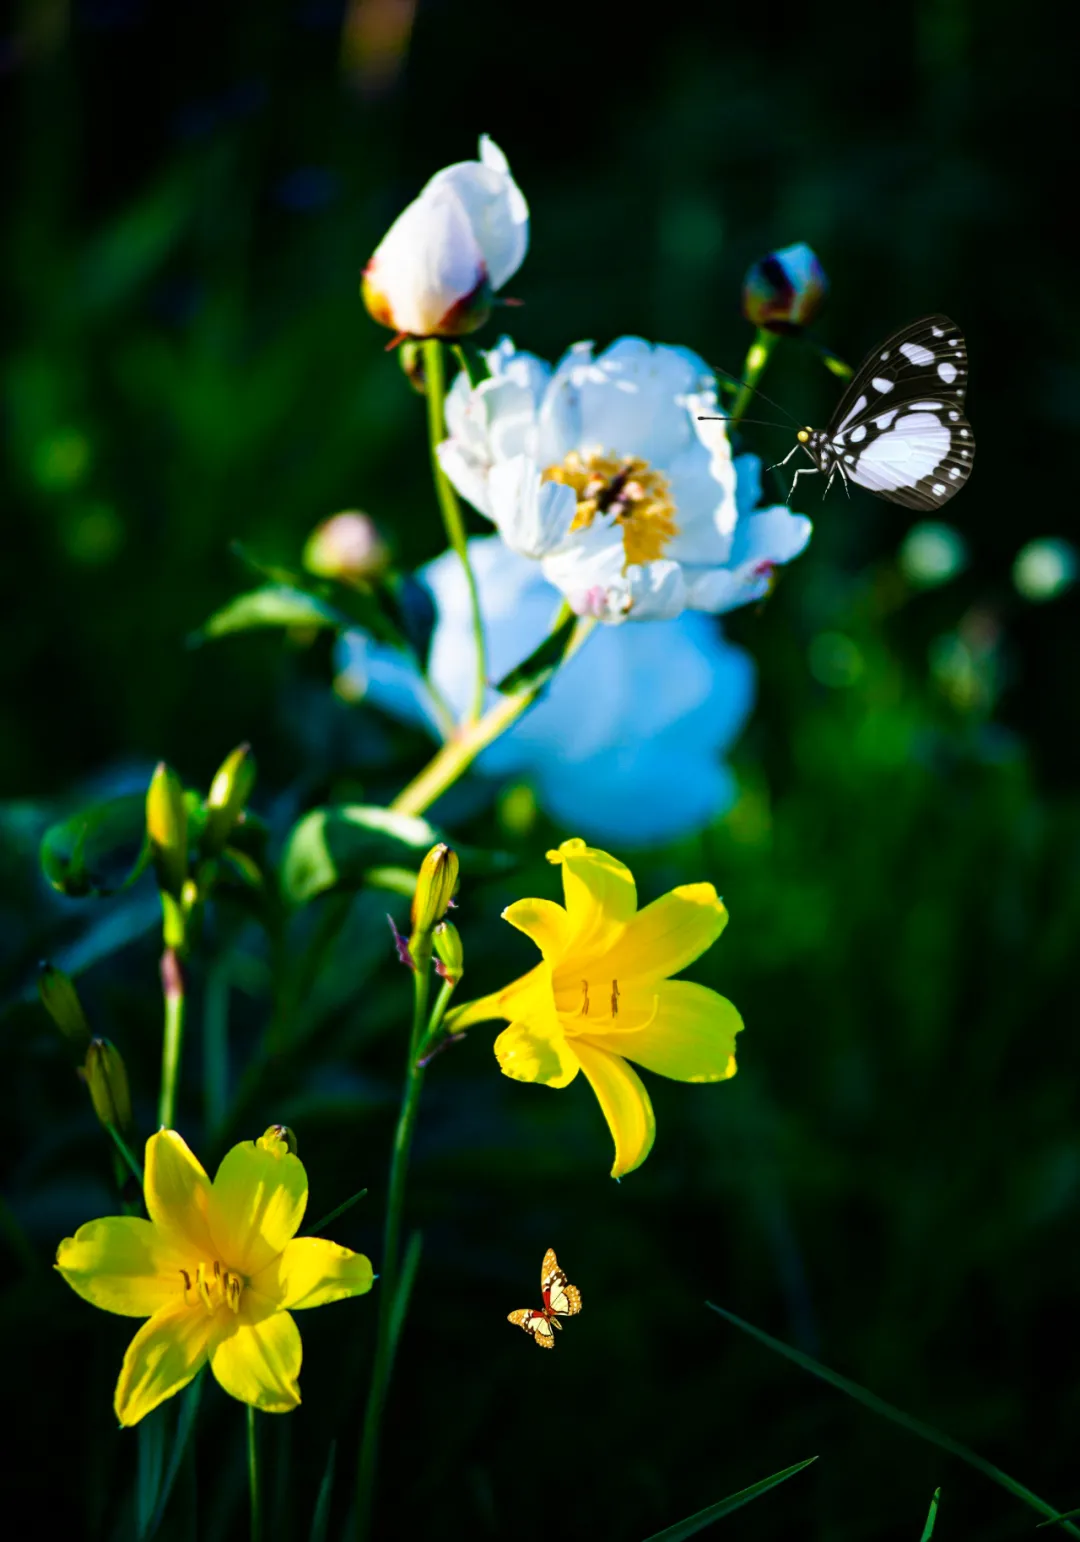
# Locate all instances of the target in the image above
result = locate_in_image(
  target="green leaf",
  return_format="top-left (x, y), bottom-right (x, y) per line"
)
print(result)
top-left (308, 1440), bottom-right (337, 1542)
top-left (279, 805), bottom-right (514, 905)
top-left (494, 608), bottom-right (577, 695)
top-left (920, 1488), bottom-right (941, 1541)
top-left (450, 342), bottom-right (491, 388)
top-left (190, 585), bottom-right (348, 644)
top-left (142, 1372), bottom-right (204, 1539)
top-left (305, 1188), bottom-right (368, 1236)
top-left (640, 1457), bottom-right (817, 1541)
top-left (389, 1231), bottom-right (423, 1367)
top-left (1038, 1507), bottom-right (1080, 1528)
top-left (706, 1303), bottom-right (1080, 1537)
top-left (229, 541), bottom-right (413, 649)
top-left (40, 794), bottom-right (151, 898)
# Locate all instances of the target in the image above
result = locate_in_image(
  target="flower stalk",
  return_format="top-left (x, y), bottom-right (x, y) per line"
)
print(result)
top-left (247, 1404), bottom-right (262, 1542)
top-left (157, 948), bottom-right (186, 1130)
top-left (390, 615), bottom-right (596, 817)
top-left (422, 338), bottom-right (487, 722)
top-left (728, 327), bottom-right (780, 429)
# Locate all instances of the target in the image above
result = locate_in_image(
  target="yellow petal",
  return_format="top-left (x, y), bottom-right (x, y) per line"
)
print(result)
top-left (494, 1018), bottom-right (580, 1088)
top-left (502, 897), bottom-right (572, 962)
top-left (592, 980), bottom-right (742, 1082)
top-left (603, 884), bottom-right (728, 987)
top-left (210, 1292), bottom-right (302, 1414)
top-left (207, 1140), bottom-right (308, 1277)
top-left (547, 839), bottom-right (637, 952)
top-left (113, 1297), bottom-right (214, 1426)
top-left (56, 1216), bottom-right (184, 1318)
top-left (446, 962), bottom-right (551, 1031)
top-left (572, 1041), bottom-right (655, 1179)
top-left (144, 1130), bottom-right (215, 1257)
top-left (251, 1237), bottom-right (374, 1310)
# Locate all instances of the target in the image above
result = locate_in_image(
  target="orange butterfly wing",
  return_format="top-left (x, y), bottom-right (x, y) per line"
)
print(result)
top-left (541, 1248), bottom-right (582, 1318)
top-left (508, 1308), bottom-right (556, 1348)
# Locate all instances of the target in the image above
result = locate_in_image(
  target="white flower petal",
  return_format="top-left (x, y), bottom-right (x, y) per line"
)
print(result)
top-left (436, 439), bottom-right (494, 519)
top-left (624, 559), bottom-right (688, 620)
top-left (488, 457), bottom-right (577, 557)
top-left (729, 505), bottom-right (814, 567)
top-left (365, 185), bottom-right (486, 336)
top-left (426, 137), bottom-right (528, 290)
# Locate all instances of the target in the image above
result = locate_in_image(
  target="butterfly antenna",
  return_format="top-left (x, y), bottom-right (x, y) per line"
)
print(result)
top-left (710, 364), bottom-right (802, 428)
top-left (699, 414), bottom-right (791, 431)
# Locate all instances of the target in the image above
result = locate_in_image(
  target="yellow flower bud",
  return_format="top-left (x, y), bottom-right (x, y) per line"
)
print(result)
top-left (257, 1125), bottom-right (298, 1158)
top-left (146, 762), bottom-right (188, 897)
top-left (82, 1038), bottom-right (133, 1136)
top-left (433, 921), bottom-right (464, 985)
top-left (203, 743), bottom-right (256, 856)
top-left (410, 843), bottom-right (458, 936)
top-left (38, 963), bottom-right (92, 1050)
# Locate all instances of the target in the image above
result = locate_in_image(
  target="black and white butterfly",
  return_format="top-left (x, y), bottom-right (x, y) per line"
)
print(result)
top-left (773, 315), bottom-right (975, 510)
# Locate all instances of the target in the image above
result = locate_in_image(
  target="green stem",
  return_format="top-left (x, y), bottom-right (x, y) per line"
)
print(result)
top-left (422, 338), bottom-right (487, 722)
top-left (157, 948), bottom-right (186, 1129)
top-left (247, 1404), bottom-right (261, 1542)
top-left (105, 1123), bottom-right (144, 1191)
top-left (390, 616), bottom-right (596, 818)
top-left (729, 326), bottom-right (779, 427)
top-left (355, 963), bottom-right (431, 1541)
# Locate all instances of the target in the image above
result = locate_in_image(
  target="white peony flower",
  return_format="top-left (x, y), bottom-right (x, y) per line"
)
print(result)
top-left (436, 335), bottom-right (812, 621)
top-left (338, 537), bottom-right (756, 845)
top-left (362, 136), bottom-right (528, 341)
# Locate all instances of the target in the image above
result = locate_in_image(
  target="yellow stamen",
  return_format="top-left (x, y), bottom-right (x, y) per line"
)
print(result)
top-left (581, 980), bottom-right (590, 1016)
top-left (610, 980), bottom-right (620, 1017)
top-left (542, 450), bottom-right (678, 565)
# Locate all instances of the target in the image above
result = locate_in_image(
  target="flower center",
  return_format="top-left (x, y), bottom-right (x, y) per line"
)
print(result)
top-left (542, 450), bottom-right (678, 565)
top-left (180, 1260), bottom-right (244, 1316)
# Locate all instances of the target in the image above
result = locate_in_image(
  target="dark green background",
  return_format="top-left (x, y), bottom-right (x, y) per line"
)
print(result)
top-left (3, 2), bottom-right (1079, 1538)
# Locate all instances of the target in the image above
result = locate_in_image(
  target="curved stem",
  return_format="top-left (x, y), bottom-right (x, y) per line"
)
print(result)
top-left (390, 615), bottom-right (596, 818)
top-left (355, 963), bottom-right (431, 1540)
top-left (157, 948), bottom-right (186, 1129)
top-left (729, 327), bottom-right (779, 428)
top-left (422, 338), bottom-right (487, 722)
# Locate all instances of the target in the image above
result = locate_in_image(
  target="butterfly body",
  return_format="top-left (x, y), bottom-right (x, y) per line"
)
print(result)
top-left (781, 315), bottom-right (975, 510)
top-left (508, 1248), bottom-right (582, 1349)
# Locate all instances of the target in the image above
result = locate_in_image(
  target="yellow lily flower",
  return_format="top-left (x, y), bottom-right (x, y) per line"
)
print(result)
top-left (450, 838), bottom-right (743, 1178)
top-left (56, 1127), bottom-right (373, 1426)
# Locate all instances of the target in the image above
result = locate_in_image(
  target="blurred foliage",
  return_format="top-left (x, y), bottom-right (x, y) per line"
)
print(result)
top-left (2, 1), bottom-right (1080, 1540)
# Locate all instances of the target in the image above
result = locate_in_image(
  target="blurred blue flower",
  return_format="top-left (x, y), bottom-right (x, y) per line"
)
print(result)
top-left (338, 535), bottom-right (756, 846)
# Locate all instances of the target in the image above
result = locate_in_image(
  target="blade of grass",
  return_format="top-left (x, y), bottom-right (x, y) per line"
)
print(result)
top-left (640, 1456), bottom-right (818, 1541)
top-left (308, 1440), bottom-right (336, 1542)
top-left (304, 1188), bottom-right (368, 1236)
top-left (706, 1303), bottom-right (1080, 1538)
top-left (1038, 1508), bottom-right (1080, 1528)
top-left (920, 1487), bottom-right (941, 1541)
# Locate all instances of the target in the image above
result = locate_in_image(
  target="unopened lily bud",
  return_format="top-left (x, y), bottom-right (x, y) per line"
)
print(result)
top-left (38, 963), bottom-right (91, 1051)
top-left (362, 135), bottom-right (528, 341)
top-left (411, 843), bottom-right (459, 936)
top-left (742, 243), bottom-right (828, 334)
top-left (203, 743), bottom-right (256, 856)
top-left (257, 1124), bottom-right (298, 1158)
top-left (303, 513), bottom-right (390, 584)
top-left (433, 921), bottom-right (464, 984)
top-left (83, 1038), bottom-right (133, 1136)
top-left (146, 762), bottom-right (188, 897)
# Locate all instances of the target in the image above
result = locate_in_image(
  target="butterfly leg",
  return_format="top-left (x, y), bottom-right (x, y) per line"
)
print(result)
top-left (766, 442), bottom-right (802, 475)
top-left (787, 465), bottom-right (819, 502)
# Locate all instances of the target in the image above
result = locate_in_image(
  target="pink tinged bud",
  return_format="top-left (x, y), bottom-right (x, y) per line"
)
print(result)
top-left (433, 921), bottom-right (464, 985)
top-left (362, 137), bottom-right (527, 341)
top-left (742, 243), bottom-right (828, 334)
top-left (303, 512), bottom-right (390, 583)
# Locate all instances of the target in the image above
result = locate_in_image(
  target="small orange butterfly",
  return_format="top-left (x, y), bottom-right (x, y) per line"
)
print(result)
top-left (508, 1248), bottom-right (582, 1349)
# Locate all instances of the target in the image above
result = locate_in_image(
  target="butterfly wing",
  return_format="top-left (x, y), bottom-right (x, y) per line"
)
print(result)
top-left (826, 316), bottom-right (975, 510)
top-left (541, 1248), bottom-right (582, 1318)
top-left (508, 1308), bottom-right (556, 1348)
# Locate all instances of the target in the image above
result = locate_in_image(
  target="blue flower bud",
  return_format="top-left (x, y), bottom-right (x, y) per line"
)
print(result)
top-left (742, 243), bottom-right (828, 334)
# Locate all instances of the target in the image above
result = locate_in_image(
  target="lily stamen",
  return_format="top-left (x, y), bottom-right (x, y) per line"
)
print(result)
top-left (611, 980), bottom-right (620, 1017)
top-left (581, 980), bottom-right (590, 1015)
